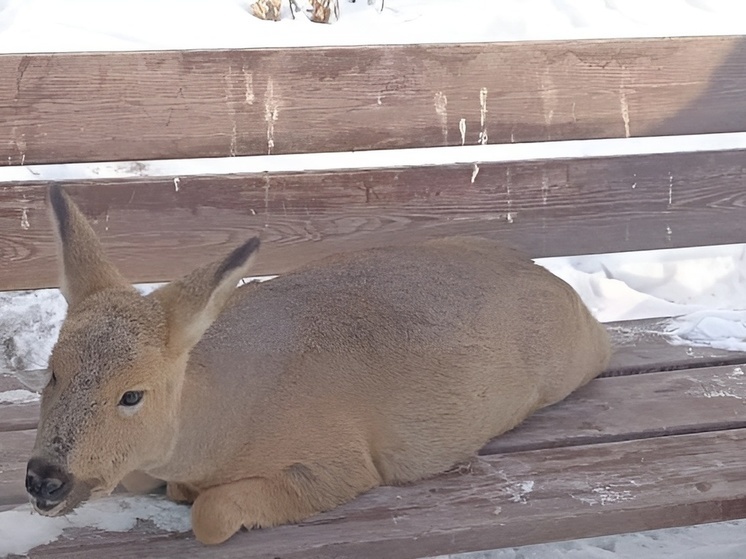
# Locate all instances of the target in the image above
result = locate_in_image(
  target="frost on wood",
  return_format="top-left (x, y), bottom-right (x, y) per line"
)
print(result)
top-left (251, 0), bottom-right (282, 21)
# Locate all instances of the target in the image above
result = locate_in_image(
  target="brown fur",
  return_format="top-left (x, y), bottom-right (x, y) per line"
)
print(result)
top-left (27, 185), bottom-right (611, 544)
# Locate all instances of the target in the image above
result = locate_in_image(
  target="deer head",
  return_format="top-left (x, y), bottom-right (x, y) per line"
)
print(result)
top-left (25, 185), bottom-right (260, 516)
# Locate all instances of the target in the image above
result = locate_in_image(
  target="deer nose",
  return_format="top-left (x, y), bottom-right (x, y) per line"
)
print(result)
top-left (25, 457), bottom-right (73, 507)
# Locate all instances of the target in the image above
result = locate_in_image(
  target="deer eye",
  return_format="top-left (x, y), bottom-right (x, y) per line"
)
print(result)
top-left (119, 391), bottom-right (144, 407)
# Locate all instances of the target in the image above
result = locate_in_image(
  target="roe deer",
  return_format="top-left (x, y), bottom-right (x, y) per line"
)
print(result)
top-left (25, 184), bottom-right (611, 544)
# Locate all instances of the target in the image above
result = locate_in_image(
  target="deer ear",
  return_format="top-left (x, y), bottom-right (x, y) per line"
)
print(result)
top-left (149, 238), bottom-right (261, 356)
top-left (48, 185), bottom-right (131, 309)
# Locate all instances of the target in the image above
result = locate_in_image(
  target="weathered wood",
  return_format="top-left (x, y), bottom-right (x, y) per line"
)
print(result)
top-left (605, 318), bottom-right (746, 376)
top-left (0, 429), bottom-right (34, 507)
top-left (3, 148), bottom-right (746, 291)
top-left (1, 37), bottom-right (746, 165)
top-left (0, 375), bottom-right (39, 432)
top-left (483, 363), bottom-right (746, 454)
top-left (21, 429), bottom-right (746, 558)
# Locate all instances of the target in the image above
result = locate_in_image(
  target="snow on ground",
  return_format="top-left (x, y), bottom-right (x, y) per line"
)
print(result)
top-left (1, 0), bottom-right (746, 53)
top-left (2, 0), bottom-right (746, 557)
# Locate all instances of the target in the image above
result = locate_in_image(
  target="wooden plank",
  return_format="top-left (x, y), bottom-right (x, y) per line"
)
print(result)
top-left (2, 36), bottom-right (746, 165)
top-left (5, 364), bottom-right (746, 507)
top-left (0, 374), bottom-right (39, 432)
top-left (483, 363), bottom-right (746, 454)
top-left (0, 429), bottom-right (34, 508)
top-left (21, 429), bottom-right (746, 558)
top-left (605, 318), bottom-right (746, 376)
top-left (3, 148), bottom-right (746, 290)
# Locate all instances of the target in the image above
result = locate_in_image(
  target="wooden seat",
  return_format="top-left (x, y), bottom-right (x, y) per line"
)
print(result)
top-left (2, 36), bottom-right (746, 557)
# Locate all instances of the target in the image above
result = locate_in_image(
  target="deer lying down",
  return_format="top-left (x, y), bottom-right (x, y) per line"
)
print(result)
top-left (25, 185), bottom-right (611, 544)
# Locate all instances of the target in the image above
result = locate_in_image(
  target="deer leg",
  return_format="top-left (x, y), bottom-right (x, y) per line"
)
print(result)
top-left (191, 455), bottom-right (381, 544)
top-left (167, 481), bottom-right (200, 504)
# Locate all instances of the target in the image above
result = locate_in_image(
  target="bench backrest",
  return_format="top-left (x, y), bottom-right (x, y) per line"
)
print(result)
top-left (2, 36), bottom-right (746, 291)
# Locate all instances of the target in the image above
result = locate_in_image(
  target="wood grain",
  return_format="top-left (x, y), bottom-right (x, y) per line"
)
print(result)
top-left (1, 36), bottom-right (746, 164)
top-left (0, 374), bottom-right (39, 432)
top-left (0, 429), bottom-right (33, 507)
top-left (483, 363), bottom-right (746, 454)
top-left (21, 429), bottom-right (746, 558)
top-left (3, 148), bottom-right (746, 291)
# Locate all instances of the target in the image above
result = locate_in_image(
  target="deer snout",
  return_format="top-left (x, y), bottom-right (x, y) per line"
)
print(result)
top-left (25, 457), bottom-right (73, 512)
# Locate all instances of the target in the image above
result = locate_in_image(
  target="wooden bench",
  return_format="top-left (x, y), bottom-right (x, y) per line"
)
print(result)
top-left (3, 36), bottom-right (746, 557)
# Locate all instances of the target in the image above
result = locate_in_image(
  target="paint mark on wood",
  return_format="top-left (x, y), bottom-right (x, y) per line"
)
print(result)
top-left (620, 89), bottom-right (631, 138)
top-left (20, 208), bottom-right (29, 230)
top-left (224, 65), bottom-right (238, 157)
top-left (244, 68), bottom-right (255, 105)
top-left (541, 171), bottom-right (549, 205)
top-left (540, 71), bottom-right (557, 140)
top-left (263, 175), bottom-right (271, 217)
top-left (434, 91), bottom-right (448, 145)
top-left (620, 68), bottom-right (631, 138)
top-left (173, 177), bottom-right (180, 192)
top-left (478, 87), bottom-right (488, 145)
top-left (265, 79), bottom-right (280, 155)
top-left (506, 167), bottom-right (514, 224)
top-left (459, 118), bottom-right (466, 146)
top-left (668, 172), bottom-right (673, 206)
top-left (471, 163), bottom-right (480, 184)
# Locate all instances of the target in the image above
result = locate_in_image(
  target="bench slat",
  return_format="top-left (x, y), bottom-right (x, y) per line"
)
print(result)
top-left (483, 362), bottom-right (746, 454)
top-left (604, 318), bottom-right (746, 376)
top-left (1, 37), bottom-right (745, 165)
top-left (3, 148), bottom-right (746, 291)
top-left (19, 428), bottom-right (746, 558)
top-left (0, 429), bottom-right (34, 507)
top-left (0, 375), bottom-right (39, 432)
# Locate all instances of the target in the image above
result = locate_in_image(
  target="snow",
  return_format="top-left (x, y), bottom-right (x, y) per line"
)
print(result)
top-left (0, 497), bottom-right (190, 558)
top-left (2, 0), bottom-right (746, 557)
top-left (1, 0), bottom-right (746, 53)
top-left (0, 389), bottom-right (39, 404)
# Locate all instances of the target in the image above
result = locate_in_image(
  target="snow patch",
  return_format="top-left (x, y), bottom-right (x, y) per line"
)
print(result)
top-left (666, 310), bottom-right (746, 353)
top-left (0, 389), bottom-right (39, 404)
top-left (0, 496), bottom-right (191, 558)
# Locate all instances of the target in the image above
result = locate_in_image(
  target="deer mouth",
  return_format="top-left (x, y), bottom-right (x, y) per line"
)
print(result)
top-left (30, 496), bottom-right (72, 517)
top-left (29, 481), bottom-right (95, 517)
